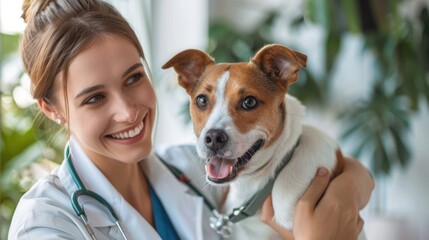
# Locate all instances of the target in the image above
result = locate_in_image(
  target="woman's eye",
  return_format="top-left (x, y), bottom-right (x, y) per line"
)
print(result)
top-left (241, 96), bottom-right (258, 110)
top-left (83, 94), bottom-right (105, 105)
top-left (125, 72), bottom-right (143, 86)
top-left (195, 94), bottom-right (209, 110)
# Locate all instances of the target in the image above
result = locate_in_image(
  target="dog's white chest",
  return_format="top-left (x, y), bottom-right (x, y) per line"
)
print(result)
top-left (223, 124), bottom-right (338, 238)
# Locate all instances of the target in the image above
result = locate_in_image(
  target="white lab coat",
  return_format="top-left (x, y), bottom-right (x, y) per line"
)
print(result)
top-left (8, 139), bottom-right (222, 240)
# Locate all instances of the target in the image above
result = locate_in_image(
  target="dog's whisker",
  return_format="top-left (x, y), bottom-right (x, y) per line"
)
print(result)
top-left (201, 182), bottom-right (211, 192)
top-left (189, 155), bottom-right (200, 170)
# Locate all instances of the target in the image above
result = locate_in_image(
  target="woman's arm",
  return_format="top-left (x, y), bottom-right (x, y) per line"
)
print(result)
top-left (261, 157), bottom-right (375, 240)
top-left (337, 156), bottom-right (375, 210)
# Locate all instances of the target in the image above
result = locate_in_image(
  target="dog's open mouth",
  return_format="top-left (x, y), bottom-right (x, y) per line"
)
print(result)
top-left (205, 139), bottom-right (264, 183)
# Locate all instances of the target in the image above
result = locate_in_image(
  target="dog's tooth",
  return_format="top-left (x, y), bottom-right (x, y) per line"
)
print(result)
top-left (225, 151), bottom-right (232, 157)
top-left (205, 164), bottom-right (208, 173)
top-left (229, 165), bottom-right (233, 173)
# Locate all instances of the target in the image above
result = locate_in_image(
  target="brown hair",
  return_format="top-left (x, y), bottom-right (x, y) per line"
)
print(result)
top-left (21, 0), bottom-right (145, 111)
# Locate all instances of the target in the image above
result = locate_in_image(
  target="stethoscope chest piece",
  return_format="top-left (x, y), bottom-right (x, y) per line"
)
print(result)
top-left (209, 210), bottom-right (233, 239)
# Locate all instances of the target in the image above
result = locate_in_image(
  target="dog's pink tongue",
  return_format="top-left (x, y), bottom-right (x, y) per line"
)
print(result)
top-left (206, 157), bottom-right (235, 180)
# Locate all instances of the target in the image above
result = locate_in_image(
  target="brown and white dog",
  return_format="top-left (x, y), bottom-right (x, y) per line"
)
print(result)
top-left (163, 44), bottom-right (364, 239)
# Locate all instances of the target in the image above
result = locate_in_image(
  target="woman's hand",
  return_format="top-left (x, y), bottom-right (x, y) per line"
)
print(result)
top-left (292, 167), bottom-right (364, 240)
top-left (261, 157), bottom-right (374, 240)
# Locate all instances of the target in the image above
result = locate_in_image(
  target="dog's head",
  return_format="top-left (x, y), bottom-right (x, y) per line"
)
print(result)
top-left (163, 44), bottom-right (306, 185)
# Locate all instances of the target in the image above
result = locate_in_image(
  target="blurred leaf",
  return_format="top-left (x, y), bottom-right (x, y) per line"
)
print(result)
top-left (232, 40), bottom-right (252, 61)
top-left (420, 7), bottom-right (429, 71)
top-left (393, 27), bottom-right (424, 110)
top-left (289, 69), bottom-right (324, 106)
top-left (0, 142), bottom-right (47, 186)
top-left (290, 16), bottom-right (305, 29)
top-left (1, 124), bottom-right (38, 167)
top-left (370, 0), bottom-right (390, 33)
top-left (352, 133), bottom-right (375, 158)
top-left (325, 32), bottom-right (342, 75)
top-left (382, 35), bottom-right (396, 67)
top-left (340, 0), bottom-right (361, 33)
top-left (341, 118), bottom-right (364, 140)
top-left (305, 0), bottom-right (330, 30)
top-left (388, 0), bottom-right (400, 37)
top-left (0, 33), bottom-right (21, 61)
top-left (371, 133), bottom-right (389, 175)
top-left (389, 126), bottom-right (410, 167)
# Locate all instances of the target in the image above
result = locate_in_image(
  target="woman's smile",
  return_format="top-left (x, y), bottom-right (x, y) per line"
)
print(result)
top-left (110, 121), bottom-right (144, 139)
top-left (107, 113), bottom-right (150, 145)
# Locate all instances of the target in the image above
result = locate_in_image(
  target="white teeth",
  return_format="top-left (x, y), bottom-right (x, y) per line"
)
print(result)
top-left (205, 165), bottom-right (208, 173)
top-left (111, 121), bottom-right (144, 139)
top-left (129, 129), bottom-right (135, 137)
top-left (229, 165), bottom-right (233, 173)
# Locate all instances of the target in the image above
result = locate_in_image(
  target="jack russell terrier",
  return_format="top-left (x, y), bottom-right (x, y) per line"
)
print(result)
top-left (163, 44), bottom-right (365, 239)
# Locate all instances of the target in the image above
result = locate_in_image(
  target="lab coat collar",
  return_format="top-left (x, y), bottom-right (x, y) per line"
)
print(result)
top-left (57, 139), bottom-right (161, 239)
top-left (57, 139), bottom-right (204, 240)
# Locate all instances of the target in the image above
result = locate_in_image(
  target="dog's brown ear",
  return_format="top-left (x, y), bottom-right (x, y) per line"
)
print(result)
top-left (252, 44), bottom-right (307, 90)
top-left (162, 49), bottom-right (215, 93)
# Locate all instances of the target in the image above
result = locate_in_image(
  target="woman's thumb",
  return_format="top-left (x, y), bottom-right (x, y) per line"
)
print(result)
top-left (297, 168), bottom-right (330, 215)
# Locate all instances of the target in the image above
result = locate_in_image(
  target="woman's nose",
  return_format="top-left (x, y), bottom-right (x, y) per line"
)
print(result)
top-left (112, 95), bottom-right (139, 123)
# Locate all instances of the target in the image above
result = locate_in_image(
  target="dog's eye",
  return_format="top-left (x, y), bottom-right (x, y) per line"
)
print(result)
top-left (196, 95), bottom-right (209, 110)
top-left (241, 96), bottom-right (258, 110)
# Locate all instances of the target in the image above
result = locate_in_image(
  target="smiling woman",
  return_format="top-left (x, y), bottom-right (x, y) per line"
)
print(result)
top-left (8, 1), bottom-right (179, 239)
top-left (39, 34), bottom-right (156, 171)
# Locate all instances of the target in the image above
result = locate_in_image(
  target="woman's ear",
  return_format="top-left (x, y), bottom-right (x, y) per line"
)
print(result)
top-left (37, 99), bottom-right (64, 125)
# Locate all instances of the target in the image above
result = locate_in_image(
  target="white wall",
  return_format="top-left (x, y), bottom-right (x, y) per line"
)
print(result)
top-left (151, 0), bottom-right (209, 146)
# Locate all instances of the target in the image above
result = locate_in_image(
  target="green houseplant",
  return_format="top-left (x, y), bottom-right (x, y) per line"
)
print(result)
top-left (0, 32), bottom-right (64, 239)
top-left (304, 0), bottom-right (429, 177)
top-left (206, 0), bottom-right (429, 182)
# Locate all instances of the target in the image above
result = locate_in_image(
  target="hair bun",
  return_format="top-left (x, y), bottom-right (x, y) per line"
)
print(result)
top-left (22, 0), bottom-right (54, 23)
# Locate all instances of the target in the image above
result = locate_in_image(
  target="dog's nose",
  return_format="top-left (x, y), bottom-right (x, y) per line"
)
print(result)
top-left (205, 129), bottom-right (228, 151)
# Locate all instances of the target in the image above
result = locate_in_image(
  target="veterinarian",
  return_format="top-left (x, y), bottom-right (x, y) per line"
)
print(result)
top-left (8, 0), bottom-right (374, 239)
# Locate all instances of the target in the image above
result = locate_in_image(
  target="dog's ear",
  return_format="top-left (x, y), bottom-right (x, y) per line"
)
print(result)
top-left (252, 44), bottom-right (307, 90)
top-left (162, 49), bottom-right (215, 93)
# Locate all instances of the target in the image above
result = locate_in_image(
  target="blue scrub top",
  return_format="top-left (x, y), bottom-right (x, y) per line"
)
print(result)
top-left (150, 185), bottom-right (180, 240)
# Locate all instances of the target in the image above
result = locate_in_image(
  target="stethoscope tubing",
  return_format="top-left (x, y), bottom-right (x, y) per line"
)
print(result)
top-left (63, 57), bottom-right (153, 240)
top-left (65, 143), bottom-right (128, 240)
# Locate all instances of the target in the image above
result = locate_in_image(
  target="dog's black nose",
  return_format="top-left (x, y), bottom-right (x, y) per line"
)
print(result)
top-left (205, 129), bottom-right (228, 151)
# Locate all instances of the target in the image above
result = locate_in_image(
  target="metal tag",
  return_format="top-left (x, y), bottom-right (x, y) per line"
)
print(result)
top-left (209, 210), bottom-right (233, 239)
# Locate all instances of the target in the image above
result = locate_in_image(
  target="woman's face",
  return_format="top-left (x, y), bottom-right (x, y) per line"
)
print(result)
top-left (58, 35), bottom-right (156, 166)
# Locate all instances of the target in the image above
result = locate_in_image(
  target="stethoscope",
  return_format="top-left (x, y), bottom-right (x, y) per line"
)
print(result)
top-left (65, 138), bottom-right (299, 239)
top-left (65, 144), bottom-right (128, 240)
